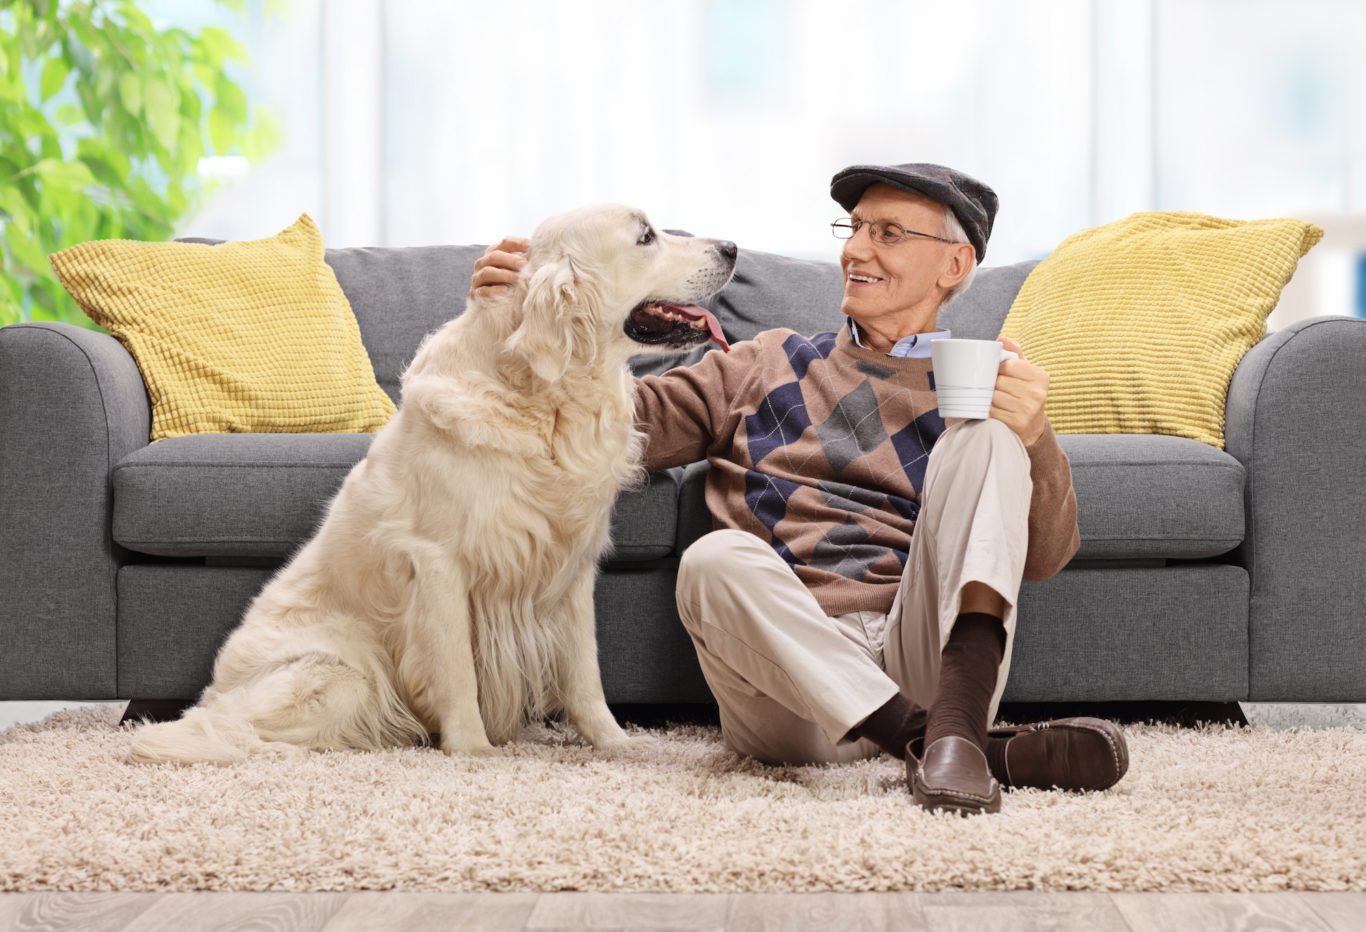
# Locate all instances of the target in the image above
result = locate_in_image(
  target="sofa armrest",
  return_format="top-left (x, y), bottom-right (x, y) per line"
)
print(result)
top-left (1223, 315), bottom-right (1366, 701)
top-left (0, 323), bottom-right (151, 698)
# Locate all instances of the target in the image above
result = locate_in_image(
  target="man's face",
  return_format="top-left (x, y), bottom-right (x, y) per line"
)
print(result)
top-left (839, 184), bottom-right (969, 331)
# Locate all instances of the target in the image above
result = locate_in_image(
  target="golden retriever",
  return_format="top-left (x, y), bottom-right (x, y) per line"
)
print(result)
top-left (128, 204), bottom-right (736, 763)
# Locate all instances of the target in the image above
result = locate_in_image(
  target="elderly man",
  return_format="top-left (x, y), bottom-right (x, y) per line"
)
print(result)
top-left (470, 163), bottom-right (1128, 815)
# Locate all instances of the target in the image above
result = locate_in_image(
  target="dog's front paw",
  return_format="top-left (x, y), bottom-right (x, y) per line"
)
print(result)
top-left (595, 733), bottom-right (661, 758)
top-left (439, 734), bottom-right (500, 757)
top-left (258, 739), bottom-right (310, 761)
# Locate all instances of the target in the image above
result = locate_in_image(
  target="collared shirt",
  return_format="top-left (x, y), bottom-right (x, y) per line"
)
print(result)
top-left (845, 317), bottom-right (952, 358)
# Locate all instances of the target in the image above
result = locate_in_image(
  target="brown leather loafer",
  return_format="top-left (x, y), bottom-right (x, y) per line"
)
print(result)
top-left (987, 717), bottom-right (1129, 792)
top-left (905, 735), bottom-right (1001, 816)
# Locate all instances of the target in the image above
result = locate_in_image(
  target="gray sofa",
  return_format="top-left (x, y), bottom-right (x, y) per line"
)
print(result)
top-left (2, 241), bottom-right (1363, 707)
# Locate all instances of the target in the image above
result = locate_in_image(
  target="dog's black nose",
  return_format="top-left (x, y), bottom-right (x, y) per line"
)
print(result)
top-left (715, 240), bottom-right (738, 262)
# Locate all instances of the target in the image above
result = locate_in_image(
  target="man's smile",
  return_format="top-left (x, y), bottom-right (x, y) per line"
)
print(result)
top-left (847, 271), bottom-right (883, 287)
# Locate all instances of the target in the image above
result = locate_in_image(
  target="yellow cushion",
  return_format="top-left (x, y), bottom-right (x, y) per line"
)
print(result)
top-left (49, 213), bottom-right (394, 441)
top-left (999, 211), bottom-right (1323, 449)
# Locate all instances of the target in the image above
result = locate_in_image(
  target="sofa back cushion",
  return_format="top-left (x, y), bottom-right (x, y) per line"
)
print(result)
top-left (181, 238), bottom-right (1040, 393)
top-left (325, 245), bottom-right (488, 401)
top-left (628, 249), bottom-right (1043, 377)
top-left (178, 239), bottom-right (486, 402)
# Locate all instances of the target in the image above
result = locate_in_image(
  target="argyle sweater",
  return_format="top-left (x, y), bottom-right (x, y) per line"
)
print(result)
top-left (634, 325), bottom-right (1081, 617)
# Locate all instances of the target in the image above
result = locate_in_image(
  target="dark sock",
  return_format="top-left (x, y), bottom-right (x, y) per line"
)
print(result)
top-left (923, 612), bottom-right (1006, 754)
top-left (986, 734), bottom-right (1010, 781)
top-left (845, 691), bottom-right (926, 760)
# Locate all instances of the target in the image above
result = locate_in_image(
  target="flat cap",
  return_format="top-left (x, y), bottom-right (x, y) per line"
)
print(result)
top-left (830, 162), bottom-right (998, 262)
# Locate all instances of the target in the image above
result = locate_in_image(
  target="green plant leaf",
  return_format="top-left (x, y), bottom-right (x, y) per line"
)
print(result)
top-left (63, 32), bottom-right (97, 79)
top-left (0, 187), bottom-right (36, 234)
top-left (39, 55), bottom-right (70, 102)
top-left (242, 107), bottom-right (284, 161)
top-left (5, 221), bottom-right (51, 276)
top-left (54, 102), bottom-right (83, 125)
top-left (200, 26), bottom-right (249, 66)
top-left (76, 136), bottom-right (132, 182)
top-left (33, 158), bottom-right (98, 190)
top-left (118, 72), bottom-right (142, 115)
top-left (1, 3), bottom-right (268, 332)
top-left (142, 78), bottom-right (181, 150)
top-left (95, 63), bottom-right (115, 101)
top-left (208, 103), bottom-right (235, 153)
top-left (0, 287), bottom-right (22, 327)
top-left (0, 56), bottom-right (24, 103)
top-left (117, 3), bottom-right (155, 35)
top-left (215, 74), bottom-right (246, 123)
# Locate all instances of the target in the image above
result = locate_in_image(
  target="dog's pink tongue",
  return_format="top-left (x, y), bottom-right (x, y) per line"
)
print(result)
top-left (662, 303), bottom-right (730, 353)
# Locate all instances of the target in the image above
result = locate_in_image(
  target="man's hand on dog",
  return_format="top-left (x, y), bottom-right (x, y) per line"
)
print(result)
top-left (469, 236), bottom-right (530, 300)
top-left (944, 336), bottom-right (1049, 448)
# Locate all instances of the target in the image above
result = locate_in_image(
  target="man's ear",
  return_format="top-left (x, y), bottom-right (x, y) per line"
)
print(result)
top-left (939, 242), bottom-right (975, 291)
top-left (506, 257), bottom-right (576, 382)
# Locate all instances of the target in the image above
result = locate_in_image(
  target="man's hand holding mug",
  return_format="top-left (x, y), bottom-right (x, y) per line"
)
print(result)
top-left (936, 335), bottom-right (1049, 448)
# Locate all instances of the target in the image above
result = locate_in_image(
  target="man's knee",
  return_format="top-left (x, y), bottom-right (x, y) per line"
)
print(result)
top-left (923, 418), bottom-right (1032, 515)
top-left (676, 529), bottom-right (765, 624)
top-left (678, 529), bottom-right (764, 581)
top-left (941, 417), bottom-right (1026, 455)
top-left (929, 419), bottom-right (1029, 481)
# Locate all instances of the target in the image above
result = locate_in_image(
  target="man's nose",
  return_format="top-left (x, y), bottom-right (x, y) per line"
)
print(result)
top-left (842, 230), bottom-right (873, 263)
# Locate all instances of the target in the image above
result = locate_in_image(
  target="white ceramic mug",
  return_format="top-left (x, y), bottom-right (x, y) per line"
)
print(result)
top-left (929, 338), bottom-right (1019, 419)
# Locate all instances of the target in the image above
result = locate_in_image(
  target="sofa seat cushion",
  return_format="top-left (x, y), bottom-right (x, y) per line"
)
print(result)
top-left (1060, 434), bottom-right (1244, 559)
top-left (113, 434), bottom-right (680, 561)
top-left (677, 433), bottom-right (1244, 562)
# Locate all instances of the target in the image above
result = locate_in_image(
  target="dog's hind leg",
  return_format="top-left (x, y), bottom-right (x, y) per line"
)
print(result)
top-left (129, 651), bottom-right (424, 766)
top-left (127, 655), bottom-right (355, 765)
top-left (397, 556), bottom-right (495, 756)
top-left (127, 700), bottom-right (294, 765)
top-left (555, 573), bottom-right (637, 750)
top-left (234, 651), bottom-right (423, 752)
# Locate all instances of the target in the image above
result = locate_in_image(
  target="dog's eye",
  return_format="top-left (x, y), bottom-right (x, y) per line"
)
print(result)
top-left (637, 227), bottom-right (656, 246)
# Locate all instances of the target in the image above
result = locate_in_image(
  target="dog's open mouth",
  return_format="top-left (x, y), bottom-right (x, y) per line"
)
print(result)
top-left (624, 301), bottom-right (731, 353)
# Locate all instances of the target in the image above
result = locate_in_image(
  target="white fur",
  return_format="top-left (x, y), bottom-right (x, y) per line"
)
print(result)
top-left (128, 204), bottom-right (734, 764)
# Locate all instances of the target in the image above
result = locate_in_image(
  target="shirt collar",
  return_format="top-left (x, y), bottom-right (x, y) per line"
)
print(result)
top-left (846, 317), bottom-right (952, 358)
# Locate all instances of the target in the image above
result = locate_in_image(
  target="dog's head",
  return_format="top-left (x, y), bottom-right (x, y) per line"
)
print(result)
top-left (504, 204), bottom-right (737, 382)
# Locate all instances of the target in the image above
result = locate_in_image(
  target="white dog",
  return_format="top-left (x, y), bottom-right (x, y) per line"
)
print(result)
top-left (128, 204), bottom-right (736, 764)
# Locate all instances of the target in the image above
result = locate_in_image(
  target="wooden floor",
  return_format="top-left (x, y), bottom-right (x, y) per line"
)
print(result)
top-left (0, 891), bottom-right (1363, 930)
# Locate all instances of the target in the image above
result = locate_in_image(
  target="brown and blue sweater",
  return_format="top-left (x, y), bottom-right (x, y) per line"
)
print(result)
top-left (633, 324), bottom-right (1081, 617)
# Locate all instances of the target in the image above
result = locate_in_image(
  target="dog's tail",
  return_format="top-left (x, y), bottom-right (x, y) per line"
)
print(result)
top-left (126, 704), bottom-right (285, 766)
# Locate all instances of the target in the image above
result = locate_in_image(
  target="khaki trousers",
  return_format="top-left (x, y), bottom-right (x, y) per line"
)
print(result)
top-left (675, 418), bottom-right (1033, 765)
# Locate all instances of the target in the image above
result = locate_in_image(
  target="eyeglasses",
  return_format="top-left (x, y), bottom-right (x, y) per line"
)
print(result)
top-left (831, 218), bottom-right (954, 247)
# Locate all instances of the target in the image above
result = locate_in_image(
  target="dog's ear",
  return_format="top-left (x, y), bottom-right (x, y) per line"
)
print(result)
top-left (506, 257), bottom-right (577, 383)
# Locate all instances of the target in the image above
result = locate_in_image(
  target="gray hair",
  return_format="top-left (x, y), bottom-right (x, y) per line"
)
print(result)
top-left (940, 205), bottom-right (978, 304)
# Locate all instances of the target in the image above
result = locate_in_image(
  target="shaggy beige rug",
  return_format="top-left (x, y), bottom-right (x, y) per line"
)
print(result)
top-left (1, 708), bottom-right (1362, 894)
